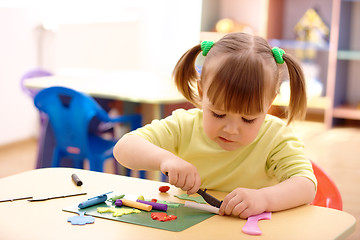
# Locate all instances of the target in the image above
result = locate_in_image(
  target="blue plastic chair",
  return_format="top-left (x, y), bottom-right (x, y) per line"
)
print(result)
top-left (20, 68), bottom-right (53, 98)
top-left (34, 86), bottom-right (142, 173)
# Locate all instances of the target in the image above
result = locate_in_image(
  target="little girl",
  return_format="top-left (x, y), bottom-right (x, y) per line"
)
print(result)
top-left (113, 32), bottom-right (317, 219)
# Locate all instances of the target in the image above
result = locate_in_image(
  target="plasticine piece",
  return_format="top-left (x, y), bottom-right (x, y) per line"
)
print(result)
top-left (175, 194), bottom-right (207, 204)
top-left (159, 186), bottom-right (170, 193)
top-left (108, 194), bottom-right (125, 202)
top-left (112, 208), bottom-right (141, 217)
top-left (136, 199), bottom-right (168, 211)
top-left (155, 200), bottom-right (180, 208)
top-left (97, 207), bottom-right (116, 213)
top-left (115, 199), bottom-right (152, 211)
top-left (67, 212), bottom-right (95, 225)
top-left (151, 212), bottom-right (177, 222)
top-left (242, 212), bottom-right (272, 236)
top-left (97, 207), bottom-right (141, 217)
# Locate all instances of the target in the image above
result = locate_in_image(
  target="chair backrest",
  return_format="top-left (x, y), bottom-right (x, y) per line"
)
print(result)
top-left (34, 86), bottom-right (104, 158)
top-left (20, 68), bottom-right (53, 98)
top-left (310, 161), bottom-right (343, 210)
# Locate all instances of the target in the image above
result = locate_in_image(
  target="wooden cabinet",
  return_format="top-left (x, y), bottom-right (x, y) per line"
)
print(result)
top-left (201, 0), bottom-right (360, 127)
top-left (326, 0), bottom-right (360, 127)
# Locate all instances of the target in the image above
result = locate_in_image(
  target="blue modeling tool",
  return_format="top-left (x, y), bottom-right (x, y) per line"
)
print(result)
top-left (78, 191), bottom-right (112, 209)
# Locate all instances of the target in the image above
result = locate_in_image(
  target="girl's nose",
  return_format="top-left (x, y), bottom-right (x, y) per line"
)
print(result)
top-left (223, 120), bottom-right (239, 134)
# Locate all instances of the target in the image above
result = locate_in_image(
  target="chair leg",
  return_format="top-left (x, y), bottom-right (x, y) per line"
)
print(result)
top-left (125, 168), bottom-right (132, 177)
top-left (139, 171), bottom-right (146, 179)
top-left (52, 148), bottom-right (61, 167)
top-left (73, 158), bottom-right (84, 169)
top-left (113, 159), bottom-right (119, 175)
top-left (88, 157), bottom-right (104, 172)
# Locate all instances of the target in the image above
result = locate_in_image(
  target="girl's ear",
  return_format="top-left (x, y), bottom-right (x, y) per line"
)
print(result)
top-left (266, 95), bottom-right (277, 113)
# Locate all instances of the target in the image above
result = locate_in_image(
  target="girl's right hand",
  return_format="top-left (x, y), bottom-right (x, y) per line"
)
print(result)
top-left (160, 157), bottom-right (201, 195)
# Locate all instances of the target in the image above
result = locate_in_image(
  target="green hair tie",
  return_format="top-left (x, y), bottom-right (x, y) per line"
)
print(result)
top-left (201, 41), bottom-right (215, 56)
top-left (272, 47), bottom-right (285, 64)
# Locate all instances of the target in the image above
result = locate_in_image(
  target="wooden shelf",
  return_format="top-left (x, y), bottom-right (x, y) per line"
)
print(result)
top-left (201, 0), bottom-right (360, 128)
top-left (337, 50), bottom-right (360, 60)
top-left (333, 105), bottom-right (360, 120)
top-left (268, 39), bottom-right (329, 51)
top-left (273, 95), bottom-right (330, 110)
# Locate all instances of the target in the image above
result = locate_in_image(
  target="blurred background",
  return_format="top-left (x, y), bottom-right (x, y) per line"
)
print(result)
top-left (0, 1), bottom-right (359, 238)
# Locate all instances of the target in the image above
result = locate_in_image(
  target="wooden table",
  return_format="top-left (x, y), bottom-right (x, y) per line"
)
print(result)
top-left (0, 168), bottom-right (356, 240)
top-left (23, 70), bottom-right (186, 123)
top-left (24, 70), bottom-right (187, 170)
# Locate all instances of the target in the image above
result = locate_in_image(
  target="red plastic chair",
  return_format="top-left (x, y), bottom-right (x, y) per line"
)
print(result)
top-left (310, 161), bottom-right (343, 210)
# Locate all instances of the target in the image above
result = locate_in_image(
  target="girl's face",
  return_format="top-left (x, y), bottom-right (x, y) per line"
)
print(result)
top-left (201, 94), bottom-right (268, 151)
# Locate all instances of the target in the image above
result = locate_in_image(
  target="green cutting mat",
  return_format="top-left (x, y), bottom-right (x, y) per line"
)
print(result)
top-left (63, 201), bottom-right (215, 232)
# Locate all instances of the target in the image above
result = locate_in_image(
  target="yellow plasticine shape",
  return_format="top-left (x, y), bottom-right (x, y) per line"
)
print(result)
top-left (112, 208), bottom-right (141, 217)
top-left (97, 207), bottom-right (116, 213)
top-left (97, 207), bottom-right (141, 217)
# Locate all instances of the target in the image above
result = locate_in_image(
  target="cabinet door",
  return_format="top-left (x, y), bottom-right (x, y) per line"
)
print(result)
top-left (327, 0), bottom-right (360, 126)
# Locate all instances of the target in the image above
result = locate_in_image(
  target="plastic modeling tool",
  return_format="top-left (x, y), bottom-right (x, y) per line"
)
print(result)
top-left (164, 172), bottom-right (222, 208)
top-left (242, 212), bottom-right (272, 235)
top-left (29, 192), bottom-right (87, 202)
top-left (196, 188), bottom-right (222, 208)
top-left (184, 201), bottom-right (219, 214)
top-left (78, 192), bottom-right (112, 209)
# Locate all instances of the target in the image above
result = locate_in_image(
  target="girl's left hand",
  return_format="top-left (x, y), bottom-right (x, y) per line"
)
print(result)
top-left (218, 188), bottom-right (268, 219)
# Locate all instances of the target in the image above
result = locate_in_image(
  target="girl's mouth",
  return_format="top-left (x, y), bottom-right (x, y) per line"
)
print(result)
top-left (219, 137), bottom-right (234, 143)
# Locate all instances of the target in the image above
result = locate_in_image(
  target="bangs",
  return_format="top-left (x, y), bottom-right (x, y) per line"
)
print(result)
top-left (206, 53), bottom-right (266, 115)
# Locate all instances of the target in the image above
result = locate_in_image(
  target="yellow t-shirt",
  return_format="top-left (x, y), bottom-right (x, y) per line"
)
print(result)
top-left (129, 108), bottom-right (317, 192)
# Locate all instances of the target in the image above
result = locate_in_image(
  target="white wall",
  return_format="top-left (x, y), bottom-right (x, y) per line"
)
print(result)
top-left (0, 0), bottom-right (202, 146)
top-left (0, 8), bottom-right (45, 145)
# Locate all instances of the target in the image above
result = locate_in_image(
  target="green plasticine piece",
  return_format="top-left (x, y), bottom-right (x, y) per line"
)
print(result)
top-left (145, 199), bottom-right (181, 208)
top-left (174, 194), bottom-right (206, 204)
top-left (108, 194), bottom-right (125, 202)
top-left (156, 200), bottom-right (180, 208)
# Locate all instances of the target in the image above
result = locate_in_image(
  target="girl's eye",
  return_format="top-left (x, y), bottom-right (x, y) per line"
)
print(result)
top-left (242, 117), bottom-right (256, 124)
top-left (212, 112), bottom-right (226, 119)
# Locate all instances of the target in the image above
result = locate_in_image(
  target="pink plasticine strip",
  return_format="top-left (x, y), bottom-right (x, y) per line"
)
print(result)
top-left (242, 212), bottom-right (272, 236)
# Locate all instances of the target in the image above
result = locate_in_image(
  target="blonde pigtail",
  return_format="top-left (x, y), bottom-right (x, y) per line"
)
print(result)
top-left (283, 55), bottom-right (307, 124)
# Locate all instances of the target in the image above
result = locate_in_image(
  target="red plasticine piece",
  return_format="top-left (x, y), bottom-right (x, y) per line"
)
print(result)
top-left (159, 186), bottom-right (170, 193)
top-left (151, 212), bottom-right (177, 222)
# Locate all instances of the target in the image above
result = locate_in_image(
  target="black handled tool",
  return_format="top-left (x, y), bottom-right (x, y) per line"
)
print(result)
top-left (196, 188), bottom-right (223, 208)
top-left (165, 172), bottom-right (222, 208)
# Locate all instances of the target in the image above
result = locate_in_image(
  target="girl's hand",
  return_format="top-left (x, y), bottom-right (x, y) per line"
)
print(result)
top-left (160, 157), bottom-right (201, 195)
top-left (219, 188), bottom-right (268, 219)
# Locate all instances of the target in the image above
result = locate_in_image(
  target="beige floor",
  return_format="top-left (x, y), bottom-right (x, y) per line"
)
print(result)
top-left (0, 121), bottom-right (359, 239)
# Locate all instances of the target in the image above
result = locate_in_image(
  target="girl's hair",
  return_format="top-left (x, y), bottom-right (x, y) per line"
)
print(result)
top-left (173, 32), bottom-right (307, 124)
